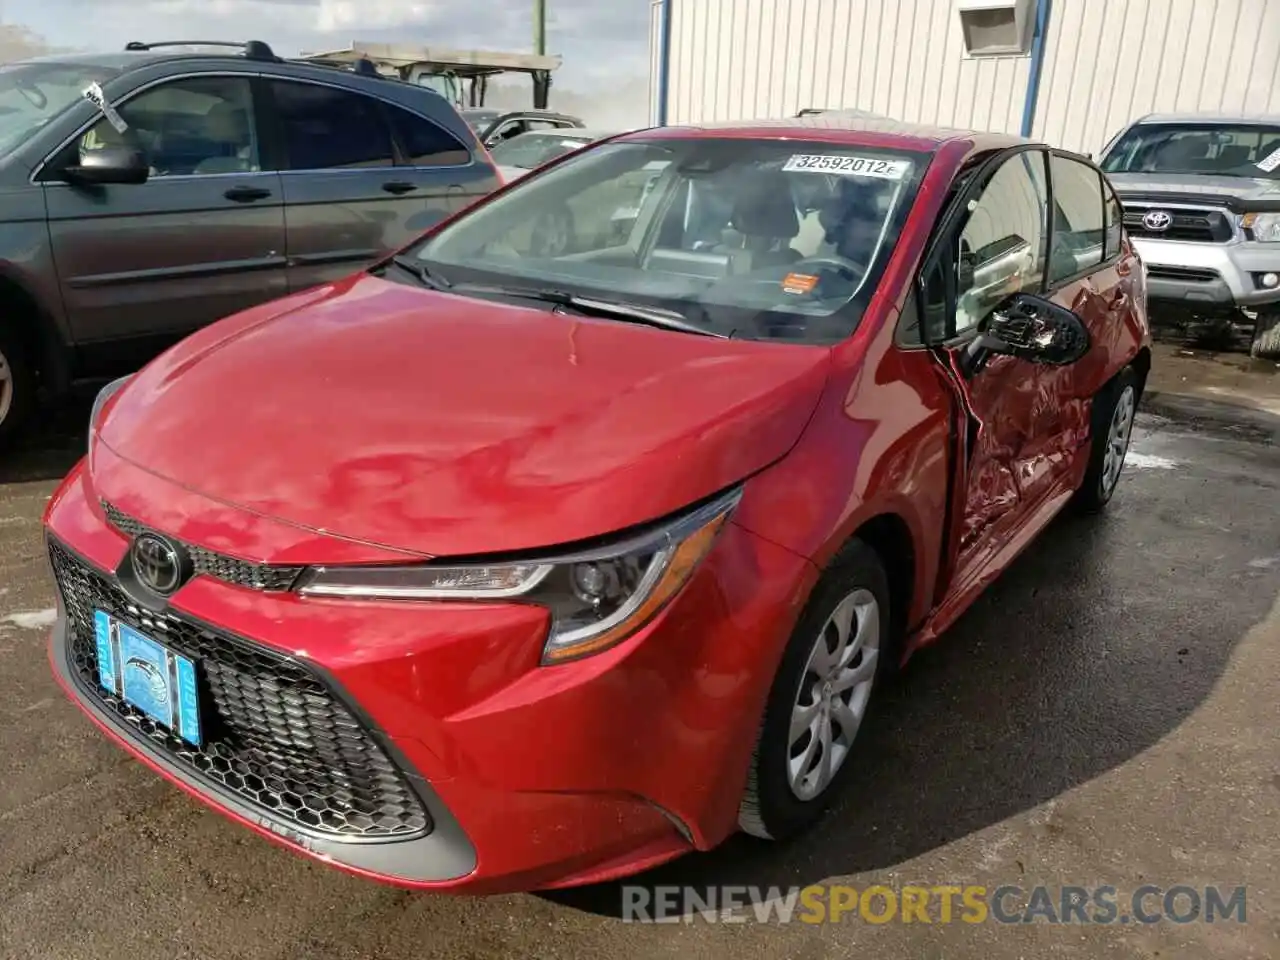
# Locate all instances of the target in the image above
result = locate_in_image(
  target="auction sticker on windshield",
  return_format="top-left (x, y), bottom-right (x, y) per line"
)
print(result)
top-left (783, 154), bottom-right (910, 180)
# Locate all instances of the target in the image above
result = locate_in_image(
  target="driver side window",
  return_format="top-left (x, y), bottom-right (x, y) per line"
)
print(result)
top-left (953, 150), bottom-right (1049, 335)
top-left (76, 76), bottom-right (259, 178)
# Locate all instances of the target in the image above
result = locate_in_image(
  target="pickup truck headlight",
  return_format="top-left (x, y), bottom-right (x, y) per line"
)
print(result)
top-left (1242, 213), bottom-right (1280, 243)
top-left (295, 487), bottom-right (741, 664)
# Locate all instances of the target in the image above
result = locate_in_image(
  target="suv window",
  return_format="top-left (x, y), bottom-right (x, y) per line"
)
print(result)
top-left (78, 76), bottom-right (259, 177)
top-left (1049, 154), bottom-right (1105, 284)
top-left (270, 80), bottom-right (394, 170)
top-left (949, 150), bottom-right (1050, 336)
top-left (385, 104), bottom-right (470, 167)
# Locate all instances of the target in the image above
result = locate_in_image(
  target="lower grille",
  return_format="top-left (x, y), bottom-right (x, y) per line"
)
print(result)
top-left (49, 538), bottom-right (431, 842)
top-left (1146, 265), bottom-right (1222, 283)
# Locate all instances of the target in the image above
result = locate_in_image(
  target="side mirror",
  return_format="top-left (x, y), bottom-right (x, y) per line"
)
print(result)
top-left (62, 146), bottom-right (149, 186)
top-left (971, 293), bottom-right (1091, 366)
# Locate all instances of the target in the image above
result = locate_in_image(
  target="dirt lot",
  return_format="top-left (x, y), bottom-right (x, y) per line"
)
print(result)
top-left (1, 368), bottom-right (1278, 959)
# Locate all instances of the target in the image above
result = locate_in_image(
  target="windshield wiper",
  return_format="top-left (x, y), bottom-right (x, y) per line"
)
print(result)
top-left (446, 284), bottom-right (726, 338)
top-left (385, 255), bottom-right (453, 291)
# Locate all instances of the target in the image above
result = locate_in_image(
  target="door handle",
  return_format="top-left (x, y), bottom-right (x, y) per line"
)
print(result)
top-left (224, 185), bottom-right (271, 202)
top-left (382, 180), bottom-right (418, 195)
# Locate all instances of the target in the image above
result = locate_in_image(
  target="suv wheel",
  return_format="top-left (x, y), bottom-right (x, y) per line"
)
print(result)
top-left (0, 325), bottom-right (34, 448)
top-left (738, 539), bottom-right (892, 841)
top-left (1251, 310), bottom-right (1280, 360)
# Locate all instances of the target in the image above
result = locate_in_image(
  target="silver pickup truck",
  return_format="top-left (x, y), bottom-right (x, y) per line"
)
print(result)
top-left (1098, 113), bottom-right (1280, 358)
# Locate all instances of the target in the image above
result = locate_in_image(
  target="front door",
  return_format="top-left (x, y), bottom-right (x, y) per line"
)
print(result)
top-left (44, 74), bottom-right (287, 345)
top-left (265, 79), bottom-right (467, 291)
top-left (923, 148), bottom-right (1057, 582)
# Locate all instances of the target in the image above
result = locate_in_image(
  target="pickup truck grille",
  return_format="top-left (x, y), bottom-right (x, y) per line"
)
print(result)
top-left (1119, 201), bottom-right (1234, 244)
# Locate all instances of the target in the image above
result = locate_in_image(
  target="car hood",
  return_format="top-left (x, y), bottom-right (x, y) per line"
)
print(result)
top-left (97, 274), bottom-right (830, 558)
top-left (1108, 172), bottom-right (1280, 207)
top-left (496, 164), bottom-right (531, 182)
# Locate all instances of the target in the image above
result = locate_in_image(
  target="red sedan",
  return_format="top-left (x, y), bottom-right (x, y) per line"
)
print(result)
top-left (44, 117), bottom-right (1151, 894)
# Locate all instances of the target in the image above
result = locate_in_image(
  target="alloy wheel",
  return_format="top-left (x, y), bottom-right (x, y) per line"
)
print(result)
top-left (1101, 384), bottom-right (1137, 497)
top-left (787, 588), bottom-right (880, 802)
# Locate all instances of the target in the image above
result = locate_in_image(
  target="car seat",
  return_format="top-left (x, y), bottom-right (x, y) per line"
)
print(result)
top-left (713, 169), bottom-right (803, 271)
top-left (193, 101), bottom-right (257, 174)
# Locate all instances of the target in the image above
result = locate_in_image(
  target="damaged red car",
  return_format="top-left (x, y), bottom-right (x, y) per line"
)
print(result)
top-left (44, 117), bottom-right (1151, 894)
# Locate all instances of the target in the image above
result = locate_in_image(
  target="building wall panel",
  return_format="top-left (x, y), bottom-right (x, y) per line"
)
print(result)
top-left (652, 0), bottom-right (1280, 155)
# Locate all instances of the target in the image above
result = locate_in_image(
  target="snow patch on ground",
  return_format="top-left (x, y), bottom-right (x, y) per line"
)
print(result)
top-left (3, 609), bottom-right (57, 630)
top-left (1126, 452), bottom-right (1179, 469)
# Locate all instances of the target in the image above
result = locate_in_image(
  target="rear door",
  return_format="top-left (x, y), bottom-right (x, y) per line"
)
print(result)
top-left (1035, 153), bottom-right (1139, 474)
top-left (43, 74), bottom-right (287, 346)
top-left (264, 78), bottom-right (462, 292)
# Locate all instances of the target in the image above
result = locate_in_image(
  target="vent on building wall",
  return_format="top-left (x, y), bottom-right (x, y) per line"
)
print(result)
top-left (957, 0), bottom-right (1034, 57)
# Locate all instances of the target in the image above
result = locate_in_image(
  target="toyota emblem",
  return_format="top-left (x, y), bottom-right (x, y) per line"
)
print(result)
top-left (1142, 210), bottom-right (1173, 232)
top-left (131, 533), bottom-right (184, 596)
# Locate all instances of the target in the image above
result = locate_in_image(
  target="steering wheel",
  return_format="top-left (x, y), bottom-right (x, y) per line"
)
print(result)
top-left (16, 81), bottom-right (47, 110)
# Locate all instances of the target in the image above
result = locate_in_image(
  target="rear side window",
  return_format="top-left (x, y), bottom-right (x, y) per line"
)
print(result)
top-left (385, 105), bottom-right (471, 167)
top-left (1049, 154), bottom-right (1105, 284)
top-left (270, 81), bottom-right (394, 170)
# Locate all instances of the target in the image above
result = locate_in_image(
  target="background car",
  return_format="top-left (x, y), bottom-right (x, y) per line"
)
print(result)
top-left (487, 128), bottom-right (618, 182)
top-left (458, 107), bottom-right (584, 149)
top-left (0, 38), bottom-right (502, 448)
top-left (1098, 113), bottom-right (1280, 357)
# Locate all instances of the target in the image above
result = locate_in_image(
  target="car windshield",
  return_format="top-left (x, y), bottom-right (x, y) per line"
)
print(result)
top-left (1101, 123), bottom-right (1280, 179)
top-left (404, 136), bottom-right (929, 344)
top-left (0, 60), bottom-right (121, 156)
top-left (489, 132), bottom-right (590, 169)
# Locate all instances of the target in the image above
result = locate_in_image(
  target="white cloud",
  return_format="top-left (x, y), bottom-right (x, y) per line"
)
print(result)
top-left (6, 0), bottom-right (653, 91)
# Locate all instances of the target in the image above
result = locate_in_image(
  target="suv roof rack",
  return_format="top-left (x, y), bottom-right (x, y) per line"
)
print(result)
top-left (123, 39), bottom-right (279, 62)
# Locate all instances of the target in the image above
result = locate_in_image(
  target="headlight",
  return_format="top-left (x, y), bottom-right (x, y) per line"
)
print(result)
top-left (1242, 212), bottom-right (1280, 243)
top-left (89, 375), bottom-right (132, 443)
top-left (295, 487), bottom-right (742, 664)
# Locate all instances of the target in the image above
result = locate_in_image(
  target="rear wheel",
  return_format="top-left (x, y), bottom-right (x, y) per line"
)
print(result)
top-left (738, 539), bottom-right (892, 841)
top-left (1251, 310), bottom-right (1280, 360)
top-left (0, 324), bottom-right (34, 449)
top-left (1073, 365), bottom-right (1140, 513)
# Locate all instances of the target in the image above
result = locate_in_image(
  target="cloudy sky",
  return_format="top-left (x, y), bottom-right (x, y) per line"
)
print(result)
top-left (8, 0), bottom-right (653, 89)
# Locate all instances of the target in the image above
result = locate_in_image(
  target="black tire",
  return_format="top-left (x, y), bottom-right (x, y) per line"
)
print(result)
top-left (738, 539), bottom-right (893, 841)
top-left (0, 323), bottom-right (35, 450)
top-left (1072, 365), bottom-right (1141, 513)
top-left (1251, 310), bottom-right (1280, 360)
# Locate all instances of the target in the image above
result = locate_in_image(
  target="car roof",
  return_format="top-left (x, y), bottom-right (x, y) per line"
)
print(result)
top-left (618, 114), bottom-right (1030, 153)
top-left (1134, 112), bottom-right (1280, 125)
top-left (518, 128), bottom-right (616, 140)
top-left (12, 51), bottom-right (168, 71)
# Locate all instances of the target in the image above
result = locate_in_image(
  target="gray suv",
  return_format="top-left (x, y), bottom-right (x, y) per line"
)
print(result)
top-left (0, 40), bottom-right (501, 446)
top-left (1098, 114), bottom-right (1280, 358)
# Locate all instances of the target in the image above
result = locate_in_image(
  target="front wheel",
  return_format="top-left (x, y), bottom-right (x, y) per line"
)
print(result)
top-left (738, 539), bottom-right (892, 841)
top-left (1073, 365), bottom-right (1140, 513)
top-left (1251, 310), bottom-right (1280, 360)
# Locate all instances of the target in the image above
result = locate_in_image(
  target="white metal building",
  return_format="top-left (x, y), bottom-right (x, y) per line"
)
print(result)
top-left (648, 0), bottom-right (1280, 155)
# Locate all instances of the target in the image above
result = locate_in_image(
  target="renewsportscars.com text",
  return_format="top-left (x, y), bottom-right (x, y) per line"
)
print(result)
top-left (621, 884), bottom-right (1248, 925)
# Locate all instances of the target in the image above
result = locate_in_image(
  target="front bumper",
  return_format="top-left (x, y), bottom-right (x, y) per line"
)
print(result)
top-left (43, 458), bottom-right (814, 893)
top-left (1132, 237), bottom-right (1280, 309)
